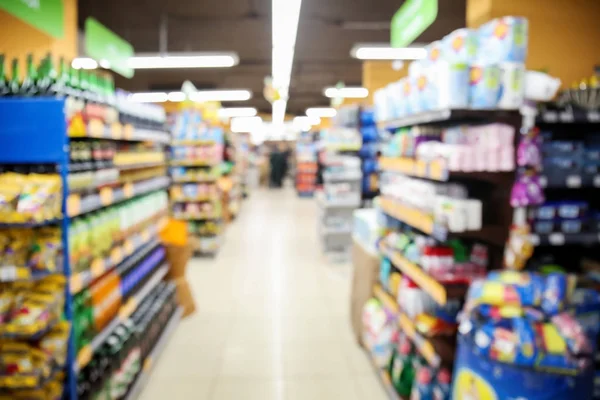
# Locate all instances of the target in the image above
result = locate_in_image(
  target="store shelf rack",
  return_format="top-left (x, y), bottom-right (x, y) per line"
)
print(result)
top-left (377, 108), bottom-right (521, 130)
top-left (0, 98), bottom-right (173, 400)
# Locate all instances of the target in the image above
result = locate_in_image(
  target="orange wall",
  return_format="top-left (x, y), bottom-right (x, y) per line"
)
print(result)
top-left (0, 0), bottom-right (78, 75)
top-left (467, 0), bottom-right (600, 87)
top-left (362, 61), bottom-right (409, 103)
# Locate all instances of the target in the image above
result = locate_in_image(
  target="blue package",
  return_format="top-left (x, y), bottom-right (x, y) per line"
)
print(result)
top-left (536, 204), bottom-right (557, 220)
top-left (442, 28), bottom-right (477, 63)
top-left (542, 273), bottom-right (569, 316)
top-left (380, 258), bottom-right (392, 290)
top-left (477, 16), bottom-right (528, 63)
top-left (513, 318), bottom-right (538, 366)
top-left (542, 141), bottom-right (584, 157)
top-left (558, 201), bottom-right (588, 219)
top-left (560, 219), bottom-right (584, 234)
top-left (469, 65), bottom-right (501, 109)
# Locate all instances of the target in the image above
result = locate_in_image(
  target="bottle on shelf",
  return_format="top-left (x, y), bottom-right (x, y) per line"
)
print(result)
top-left (21, 53), bottom-right (37, 96)
top-left (0, 54), bottom-right (8, 96)
top-left (9, 58), bottom-right (20, 95)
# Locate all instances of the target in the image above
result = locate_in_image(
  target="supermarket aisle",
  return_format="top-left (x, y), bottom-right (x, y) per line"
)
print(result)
top-left (139, 188), bottom-right (387, 399)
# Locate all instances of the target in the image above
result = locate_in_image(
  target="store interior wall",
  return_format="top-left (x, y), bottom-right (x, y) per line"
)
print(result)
top-left (0, 0), bottom-right (78, 75)
top-left (362, 61), bottom-right (409, 104)
top-left (467, 0), bottom-right (600, 86)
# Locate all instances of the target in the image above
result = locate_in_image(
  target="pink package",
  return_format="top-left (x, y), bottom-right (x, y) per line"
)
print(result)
top-left (486, 149), bottom-right (500, 172)
top-left (499, 148), bottom-right (515, 171)
top-left (473, 149), bottom-right (486, 171)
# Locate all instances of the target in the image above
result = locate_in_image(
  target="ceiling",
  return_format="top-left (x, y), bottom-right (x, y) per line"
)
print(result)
top-left (78, 0), bottom-right (466, 116)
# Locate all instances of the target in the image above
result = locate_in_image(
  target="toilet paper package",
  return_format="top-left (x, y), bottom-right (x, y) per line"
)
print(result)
top-left (477, 16), bottom-right (528, 64)
top-left (498, 62), bottom-right (526, 109)
top-left (442, 28), bottom-right (478, 63)
top-left (437, 62), bottom-right (470, 109)
top-left (469, 64), bottom-right (501, 109)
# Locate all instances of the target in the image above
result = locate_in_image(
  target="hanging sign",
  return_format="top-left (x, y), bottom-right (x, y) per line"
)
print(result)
top-left (0, 0), bottom-right (64, 38)
top-left (390, 0), bottom-right (438, 48)
top-left (85, 17), bottom-right (134, 78)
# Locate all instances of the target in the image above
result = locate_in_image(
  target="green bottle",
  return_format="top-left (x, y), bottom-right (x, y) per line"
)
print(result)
top-left (36, 54), bottom-right (49, 94)
top-left (69, 66), bottom-right (80, 90)
top-left (45, 53), bottom-right (57, 92)
top-left (88, 71), bottom-right (98, 96)
top-left (21, 53), bottom-right (37, 95)
top-left (9, 58), bottom-right (20, 95)
top-left (58, 57), bottom-right (69, 91)
top-left (0, 55), bottom-right (8, 96)
top-left (79, 69), bottom-right (89, 93)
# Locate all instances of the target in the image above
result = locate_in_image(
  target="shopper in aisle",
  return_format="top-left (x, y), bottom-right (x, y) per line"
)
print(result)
top-left (269, 143), bottom-right (288, 188)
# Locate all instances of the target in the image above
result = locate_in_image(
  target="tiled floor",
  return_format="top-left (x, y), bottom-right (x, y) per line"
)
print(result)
top-left (139, 188), bottom-right (387, 399)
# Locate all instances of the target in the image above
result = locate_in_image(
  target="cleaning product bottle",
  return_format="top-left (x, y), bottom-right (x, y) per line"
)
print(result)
top-left (391, 335), bottom-right (415, 397)
top-left (433, 368), bottom-right (451, 400)
top-left (411, 362), bottom-right (434, 400)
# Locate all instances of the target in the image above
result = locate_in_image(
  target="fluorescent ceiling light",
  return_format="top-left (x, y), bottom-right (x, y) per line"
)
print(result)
top-left (129, 90), bottom-right (252, 103)
top-left (72, 58), bottom-right (98, 70)
top-left (190, 90), bottom-right (252, 102)
top-left (272, 47), bottom-right (295, 89)
top-left (231, 116), bottom-right (263, 133)
top-left (351, 45), bottom-right (426, 60)
top-left (306, 107), bottom-right (337, 118)
top-left (128, 52), bottom-right (239, 69)
top-left (272, 99), bottom-right (287, 125)
top-left (129, 92), bottom-right (169, 103)
top-left (324, 87), bottom-right (369, 98)
top-left (218, 107), bottom-right (258, 118)
top-left (272, 0), bottom-right (302, 49)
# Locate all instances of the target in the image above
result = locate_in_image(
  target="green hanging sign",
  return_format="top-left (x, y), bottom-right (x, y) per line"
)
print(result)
top-left (0, 0), bottom-right (64, 38)
top-left (391, 0), bottom-right (438, 48)
top-left (85, 17), bottom-right (134, 78)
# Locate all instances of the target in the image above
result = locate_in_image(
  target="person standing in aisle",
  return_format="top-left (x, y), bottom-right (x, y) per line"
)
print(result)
top-left (269, 143), bottom-right (288, 188)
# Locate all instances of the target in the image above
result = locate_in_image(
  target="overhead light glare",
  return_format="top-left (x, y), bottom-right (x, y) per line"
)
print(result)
top-left (128, 53), bottom-right (239, 69)
top-left (351, 46), bottom-right (426, 60)
top-left (218, 107), bottom-right (258, 118)
top-left (231, 116), bottom-right (263, 133)
top-left (167, 91), bottom-right (186, 102)
top-left (72, 58), bottom-right (98, 70)
top-left (190, 90), bottom-right (252, 102)
top-left (129, 92), bottom-right (169, 103)
top-left (306, 107), bottom-right (337, 118)
top-left (324, 87), bottom-right (369, 98)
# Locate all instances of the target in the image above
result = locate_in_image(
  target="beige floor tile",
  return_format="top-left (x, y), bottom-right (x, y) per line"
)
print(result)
top-left (283, 341), bottom-right (353, 378)
top-left (138, 376), bottom-right (213, 400)
top-left (285, 377), bottom-right (362, 400)
top-left (210, 378), bottom-right (285, 400)
top-left (354, 374), bottom-right (390, 400)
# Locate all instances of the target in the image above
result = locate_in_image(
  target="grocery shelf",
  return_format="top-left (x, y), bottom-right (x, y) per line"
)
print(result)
top-left (530, 232), bottom-right (600, 246)
top-left (117, 162), bottom-right (168, 171)
top-left (170, 196), bottom-right (219, 203)
top-left (172, 176), bottom-right (218, 183)
top-left (379, 157), bottom-right (448, 182)
top-left (171, 139), bottom-right (218, 146)
top-left (0, 266), bottom-right (58, 283)
top-left (69, 223), bottom-right (163, 294)
top-left (323, 171), bottom-right (363, 182)
top-left (365, 350), bottom-right (402, 400)
top-left (539, 174), bottom-right (600, 189)
top-left (0, 218), bottom-right (63, 228)
top-left (373, 284), bottom-right (399, 313)
top-left (537, 109), bottom-right (600, 124)
top-left (376, 109), bottom-right (520, 130)
top-left (173, 213), bottom-right (221, 220)
top-left (69, 118), bottom-right (170, 144)
top-left (170, 159), bottom-right (218, 167)
top-left (397, 312), bottom-right (441, 368)
top-left (124, 307), bottom-right (183, 400)
top-left (378, 243), bottom-right (448, 305)
top-left (325, 143), bottom-right (362, 151)
top-left (74, 263), bottom-right (169, 372)
top-left (67, 176), bottom-right (170, 217)
top-left (316, 192), bottom-right (361, 208)
top-left (379, 197), bottom-right (439, 239)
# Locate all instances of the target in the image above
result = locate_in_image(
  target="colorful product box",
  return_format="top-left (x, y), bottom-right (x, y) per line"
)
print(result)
top-left (477, 16), bottom-right (529, 64)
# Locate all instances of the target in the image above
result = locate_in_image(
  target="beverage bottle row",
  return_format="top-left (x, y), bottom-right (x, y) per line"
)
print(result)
top-left (0, 53), bottom-right (115, 102)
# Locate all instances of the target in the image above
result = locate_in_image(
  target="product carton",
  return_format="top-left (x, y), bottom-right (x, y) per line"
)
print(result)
top-left (174, 277), bottom-right (197, 318)
top-left (165, 242), bottom-right (193, 280)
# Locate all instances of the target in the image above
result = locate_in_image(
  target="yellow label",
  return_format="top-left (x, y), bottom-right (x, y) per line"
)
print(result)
top-left (90, 259), bottom-right (104, 277)
top-left (111, 122), bottom-right (123, 139)
top-left (124, 124), bottom-right (134, 140)
top-left (77, 346), bottom-right (93, 369)
top-left (124, 240), bottom-right (134, 255)
top-left (67, 194), bottom-right (81, 217)
top-left (70, 274), bottom-right (83, 294)
top-left (100, 187), bottom-right (113, 206)
top-left (123, 183), bottom-right (134, 198)
top-left (110, 248), bottom-right (122, 265)
top-left (141, 229), bottom-right (151, 242)
top-left (89, 119), bottom-right (105, 138)
top-left (143, 357), bottom-right (153, 371)
top-left (68, 114), bottom-right (86, 137)
top-left (119, 299), bottom-right (136, 319)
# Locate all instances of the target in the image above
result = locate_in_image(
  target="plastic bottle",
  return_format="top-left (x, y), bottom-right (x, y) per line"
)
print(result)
top-left (391, 335), bottom-right (416, 397)
top-left (410, 363), bottom-right (434, 400)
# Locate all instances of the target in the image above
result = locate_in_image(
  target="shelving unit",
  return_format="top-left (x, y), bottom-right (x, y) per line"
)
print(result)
top-left (0, 97), bottom-right (174, 400)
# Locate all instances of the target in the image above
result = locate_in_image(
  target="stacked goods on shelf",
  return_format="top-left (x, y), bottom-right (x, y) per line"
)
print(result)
top-left (317, 150), bottom-right (362, 261)
top-left (360, 15), bottom-right (546, 398)
top-left (335, 106), bottom-right (380, 202)
top-left (170, 107), bottom-right (224, 255)
top-left (0, 87), bottom-right (175, 399)
top-left (295, 131), bottom-right (318, 196)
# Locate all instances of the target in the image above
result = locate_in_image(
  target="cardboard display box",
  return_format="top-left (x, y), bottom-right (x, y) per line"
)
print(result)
top-left (350, 237), bottom-right (380, 346)
top-left (165, 242), bottom-right (193, 280)
top-left (174, 277), bottom-right (197, 318)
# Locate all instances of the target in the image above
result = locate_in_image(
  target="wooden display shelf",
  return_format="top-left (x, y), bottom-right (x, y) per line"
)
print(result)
top-left (379, 197), bottom-right (437, 238)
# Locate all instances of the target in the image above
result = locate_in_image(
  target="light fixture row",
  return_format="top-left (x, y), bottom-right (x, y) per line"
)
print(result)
top-left (129, 90), bottom-right (252, 103)
top-left (72, 52), bottom-right (239, 70)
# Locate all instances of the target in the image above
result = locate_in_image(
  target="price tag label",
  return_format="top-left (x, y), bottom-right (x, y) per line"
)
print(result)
top-left (89, 119), bottom-right (105, 138)
top-left (0, 266), bottom-right (17, 282)
top-left (123, 183), bottom-right (134, 198)
top-left (111, 123), bottom-right (123, 139)
top-left (67, 195), bottom-right (81, 217)
top-left (124, 124), bottom-right (134, 140)
top-left (119, 299), bottom-right (136, 319)
top-left (141, 229), bottom-right (151, 242)
top-left (100, 188), bottom-right (113, 206)
top-left (110, 248), bottom-right (122, 265)
top-left (70, 274), bottom-right (83, 293)
top-left (77, 346), bottom-right (93, 369)
top-left (90, 259), bottom-right (104, 277)
top-left (566, 175), bottom-right (582, 188)
top-left (124, 240), bottom-right (134, 255)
